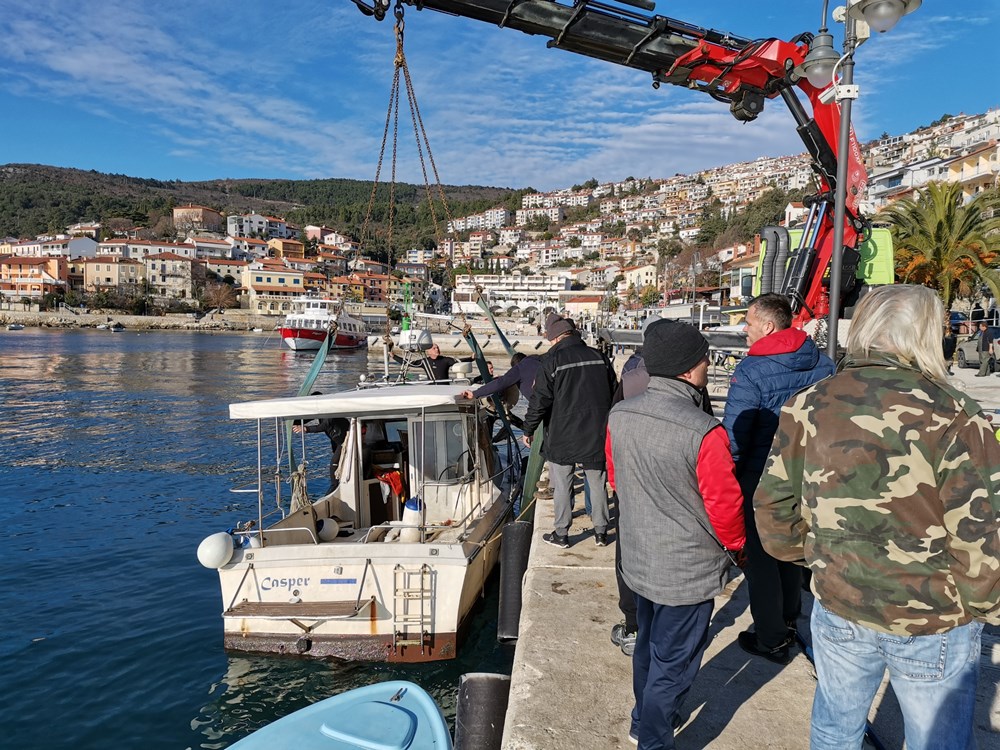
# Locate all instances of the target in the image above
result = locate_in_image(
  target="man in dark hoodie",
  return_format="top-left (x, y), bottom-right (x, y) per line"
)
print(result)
top-left (722, 293), bottom-right (835, 664)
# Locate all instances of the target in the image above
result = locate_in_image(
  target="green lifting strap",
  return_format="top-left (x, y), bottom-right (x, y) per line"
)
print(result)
top-left (284, 323), bottom-right (335, 481)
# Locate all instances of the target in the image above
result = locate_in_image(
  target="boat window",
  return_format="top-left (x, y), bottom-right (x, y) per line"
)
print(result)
top-left (383, 420), bottom-right (407, 442)
top-left (410, 415), bottom-right (473, 485)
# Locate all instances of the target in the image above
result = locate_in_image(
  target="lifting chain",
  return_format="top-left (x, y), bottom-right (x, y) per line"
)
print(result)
top-left (360, 0), bottom-right (456, 299)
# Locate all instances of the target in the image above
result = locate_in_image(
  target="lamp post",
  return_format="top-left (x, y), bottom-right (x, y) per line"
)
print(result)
top-left (798, 0), bottom-right (921, 359)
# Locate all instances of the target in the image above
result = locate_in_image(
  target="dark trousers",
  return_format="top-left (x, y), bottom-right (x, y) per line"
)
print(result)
top-left (611, 493), bottom-right (638, 631)
top-left (615, 530), bottom-right (638, 631)
top-left (744, 502), bottom-right (801, 648)
top-left (631, 595), bottom-right (713, 750)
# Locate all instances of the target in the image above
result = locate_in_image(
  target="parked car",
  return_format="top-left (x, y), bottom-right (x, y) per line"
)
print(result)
top-left (955, 325), bottom-right (999, 372)
top-left (949, 311), bottom-right (969, 334)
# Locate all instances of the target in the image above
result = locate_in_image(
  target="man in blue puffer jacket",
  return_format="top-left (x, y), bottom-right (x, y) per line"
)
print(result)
top-left (722, 293), bottom-right (835, 664)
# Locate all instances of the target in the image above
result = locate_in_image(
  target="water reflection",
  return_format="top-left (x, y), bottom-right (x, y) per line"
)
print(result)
top-left (1, 328), bottom-right (512, 750)
top-left (190, 571), bottom-right (512, 749)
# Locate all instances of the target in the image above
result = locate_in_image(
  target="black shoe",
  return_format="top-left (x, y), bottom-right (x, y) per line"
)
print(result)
top-left (594, 532), bottom-right (608, 547)
top-left (737, 630), bottom-right (793, 665)
top-left (543, 531), bottom-right (570, 549)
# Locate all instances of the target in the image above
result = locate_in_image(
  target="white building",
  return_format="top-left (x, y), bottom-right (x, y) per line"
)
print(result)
top-left (451, 272), bottom-right (570, 316)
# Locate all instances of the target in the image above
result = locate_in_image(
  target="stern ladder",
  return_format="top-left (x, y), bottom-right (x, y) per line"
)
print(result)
top-left (392, 563), bottom-right (432, 654)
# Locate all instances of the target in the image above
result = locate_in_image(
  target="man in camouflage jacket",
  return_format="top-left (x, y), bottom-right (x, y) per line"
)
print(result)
top-left (755, 285), bottom-right (1000, 750)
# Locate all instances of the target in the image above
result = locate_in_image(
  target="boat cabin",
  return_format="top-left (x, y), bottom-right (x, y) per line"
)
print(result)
top-left (229, 385), bottom-right (508, 548)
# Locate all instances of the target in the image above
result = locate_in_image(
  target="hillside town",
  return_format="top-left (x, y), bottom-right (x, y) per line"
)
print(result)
top-left (2, 107), bottom-right (999, 325)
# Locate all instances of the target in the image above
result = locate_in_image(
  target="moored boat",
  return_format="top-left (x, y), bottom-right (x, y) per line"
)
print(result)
top-left (279, 297), bottom-right (367, 351)
top-left (198, 373), bottom-right (522, 662)
top-left (6, 323), bottom-right (25, 330)
top-left (227, 680), bottom-right (452, 749)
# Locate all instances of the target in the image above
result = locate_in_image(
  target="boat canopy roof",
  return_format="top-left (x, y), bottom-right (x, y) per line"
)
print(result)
top-left (229, 384), bottom-right (472, 421)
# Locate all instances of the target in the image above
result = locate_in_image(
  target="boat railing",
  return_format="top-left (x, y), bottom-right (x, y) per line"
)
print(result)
top-left (262, 525), bottom-right (320, 545)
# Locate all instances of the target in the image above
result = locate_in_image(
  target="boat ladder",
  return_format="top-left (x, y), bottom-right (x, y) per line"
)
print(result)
top-left (392, 563), bottom-right (432, 654)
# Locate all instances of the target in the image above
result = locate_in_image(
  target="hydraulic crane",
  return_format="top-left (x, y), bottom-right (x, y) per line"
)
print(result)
top-left (352, 0), bottom-right (873, 328)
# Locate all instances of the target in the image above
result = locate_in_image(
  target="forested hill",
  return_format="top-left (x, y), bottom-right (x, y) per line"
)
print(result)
top-left (0, 163), bottom-right (525, 245)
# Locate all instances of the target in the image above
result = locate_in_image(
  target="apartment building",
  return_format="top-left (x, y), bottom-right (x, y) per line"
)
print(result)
top-left (84, 256), bottom-right (144, 293)
top-left (0, 255), bottom-right (68, 298)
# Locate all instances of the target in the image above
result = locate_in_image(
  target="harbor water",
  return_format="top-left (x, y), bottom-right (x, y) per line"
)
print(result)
top-left (0, 328), bottom-right (513, 750)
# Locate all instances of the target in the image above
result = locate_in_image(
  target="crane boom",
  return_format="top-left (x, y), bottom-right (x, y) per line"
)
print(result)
top-left (354, 0), bottom-right (873, 327)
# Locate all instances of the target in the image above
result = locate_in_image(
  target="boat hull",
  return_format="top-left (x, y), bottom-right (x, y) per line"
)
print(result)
top-left (217, 500), bottom-right (509, 662)
top-left (279, 327), bottom-right (367, 351)
top-left (223, 629), bottom-right (459, 662)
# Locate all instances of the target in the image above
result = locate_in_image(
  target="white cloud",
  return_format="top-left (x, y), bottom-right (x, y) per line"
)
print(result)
top-left (0, 0), bottom-right (995, 190)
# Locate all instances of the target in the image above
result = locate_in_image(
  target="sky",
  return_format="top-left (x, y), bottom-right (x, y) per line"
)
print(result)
top-left (0, 0), bottom-right (997, 192)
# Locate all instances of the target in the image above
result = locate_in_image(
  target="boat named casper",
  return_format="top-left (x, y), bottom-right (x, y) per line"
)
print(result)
top-left (198, 372), bottom-right (522, 662)
top-left (279, 297), bottom-right (367, 351)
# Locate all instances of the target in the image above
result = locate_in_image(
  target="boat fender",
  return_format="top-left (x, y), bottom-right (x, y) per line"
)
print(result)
top-left (316, 517), bottom-right (339, 542)
top-left (497, 521), bottom-right (533, 643)
top-left (454, 673), bottom-right (510, 750)
top-left (399, 497), bottom-right (423, 543)
top-left (295, 636), bottom-right (312, 654)
top-left (197, 531), bottom-right (235, 569)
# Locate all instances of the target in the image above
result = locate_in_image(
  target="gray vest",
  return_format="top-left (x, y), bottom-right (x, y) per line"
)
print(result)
top-left (610, 377), bottom-right (733, 605)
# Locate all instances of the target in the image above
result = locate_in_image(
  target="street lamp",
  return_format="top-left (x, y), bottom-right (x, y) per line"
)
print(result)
top-left (808, 0), bottom-right (920, 359)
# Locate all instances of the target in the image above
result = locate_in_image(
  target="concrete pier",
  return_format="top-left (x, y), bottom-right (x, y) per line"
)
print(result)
top-left (501, 365), bottom-right (1000, 749)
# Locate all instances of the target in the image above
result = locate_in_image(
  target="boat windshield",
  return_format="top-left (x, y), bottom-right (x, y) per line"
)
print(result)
top-left (411, 414), bottom-right (474, 486)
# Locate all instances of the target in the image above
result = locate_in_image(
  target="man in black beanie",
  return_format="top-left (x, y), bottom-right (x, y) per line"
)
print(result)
top-left (608, 319), bottom-right (744, 747)
top-left (524, 312), bottom-right (617, 548)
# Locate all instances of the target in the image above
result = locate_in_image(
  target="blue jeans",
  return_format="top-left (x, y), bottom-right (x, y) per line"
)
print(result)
top-left (810, 604), bottom-right (983, 750)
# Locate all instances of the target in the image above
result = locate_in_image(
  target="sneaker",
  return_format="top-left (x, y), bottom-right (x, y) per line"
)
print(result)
top-left (737, 630), bottom-right (794, 665)
top-left (594, 532), bottom-right (608, 547)
top-left (619, 629), bottom-right (637, 656)
top-left (611, 621), bottom-right (637, 656)
top-left (542, 531), bottom-right (570, 549)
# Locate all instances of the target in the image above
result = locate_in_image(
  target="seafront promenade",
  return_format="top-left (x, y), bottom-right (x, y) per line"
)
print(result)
top-left (502, 364), bottom-right (1000, 749)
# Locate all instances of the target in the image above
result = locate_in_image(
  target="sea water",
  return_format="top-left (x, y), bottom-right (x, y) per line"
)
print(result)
top-left (0, 328), bottom-right (512, 750)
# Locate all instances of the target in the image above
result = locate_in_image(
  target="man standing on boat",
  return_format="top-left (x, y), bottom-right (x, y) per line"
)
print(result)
top-left (609, 319), bottom-right (745, 748)
top-left (293, 393), bottom-right (350, 494)
top-left (389, 341), bottom-right (464, 382)
top-left (721, 293), bottom-right (834, 664)
top-left (523, 313), bottom-right (616, 548)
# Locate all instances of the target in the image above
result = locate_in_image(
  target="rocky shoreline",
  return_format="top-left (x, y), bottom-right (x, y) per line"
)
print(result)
top-left (0, 309), bottom-right (277, 332)
top-left (0, 309), bottom-right (555, 356)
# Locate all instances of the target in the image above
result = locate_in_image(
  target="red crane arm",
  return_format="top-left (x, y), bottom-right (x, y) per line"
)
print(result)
top-left (354, 0), bottom-right (870, 325)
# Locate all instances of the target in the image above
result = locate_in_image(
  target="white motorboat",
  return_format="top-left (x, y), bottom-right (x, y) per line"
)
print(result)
top-left (279, 297), bottom-right (367, 351)
top-left (6, 323), bottom-right (25, 331)
top-left (199, 380), bottom-right (522, 662)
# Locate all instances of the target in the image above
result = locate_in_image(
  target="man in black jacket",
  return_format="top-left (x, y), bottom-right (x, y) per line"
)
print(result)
top-left (292, 392), bottom-right (350, 494)
top-left (524, 313), bottom-right (617, 548)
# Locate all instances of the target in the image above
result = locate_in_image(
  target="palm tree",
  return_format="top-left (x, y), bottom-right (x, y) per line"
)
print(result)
top-left (879, 182), bottom-right (1000, 306)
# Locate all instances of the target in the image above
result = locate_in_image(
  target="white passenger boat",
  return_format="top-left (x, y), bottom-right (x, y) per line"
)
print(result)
top-left (198, 379), bottom-right (522, 662)
top-left (279, 297), bottom-right (367, 351)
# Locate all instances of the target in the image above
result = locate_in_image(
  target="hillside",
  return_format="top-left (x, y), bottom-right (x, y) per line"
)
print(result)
top-left (0, 163), bottom-right (524, 246)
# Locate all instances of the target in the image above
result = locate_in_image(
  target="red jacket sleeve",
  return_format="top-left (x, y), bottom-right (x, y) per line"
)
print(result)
top-left (696, 426), bottom-right (745, 550)
top-left (605, 427), bottom-right (615, 491)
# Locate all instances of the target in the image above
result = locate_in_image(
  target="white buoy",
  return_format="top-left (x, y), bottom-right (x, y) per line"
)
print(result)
top-left (197, 532), bottom-right (235, 569)
top-left (400, 497), bottom-right (423, 543)
top-left (317, 517), bottom-right (340, 542)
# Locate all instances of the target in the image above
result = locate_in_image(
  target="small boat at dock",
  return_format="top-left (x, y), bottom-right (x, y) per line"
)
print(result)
top-left (6, 323), bottom-right (25, 330)
top-left (198, 364), bottom-right (523, 661)
top-left (227, 680), bottom-right (452, 749)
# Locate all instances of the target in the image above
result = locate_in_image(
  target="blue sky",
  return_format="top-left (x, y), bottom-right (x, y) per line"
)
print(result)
top-left (0, 1), bottom-right (997, 191)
